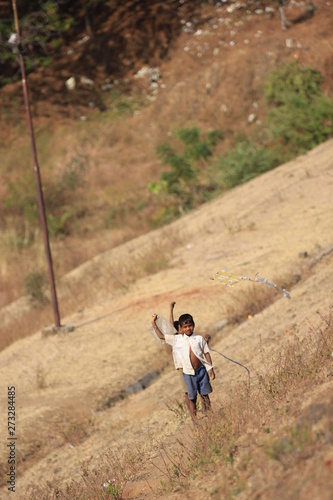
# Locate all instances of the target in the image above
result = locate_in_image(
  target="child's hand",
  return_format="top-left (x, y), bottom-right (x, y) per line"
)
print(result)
top-left (151, 313), bottom-right (158, 325)
top-left (209, 369), bottom-right (215, 381)
top-left (170, 301), bottom-right (176, 309)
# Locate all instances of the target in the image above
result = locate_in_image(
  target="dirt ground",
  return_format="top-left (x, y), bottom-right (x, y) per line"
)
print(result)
top-left (0, 1), bottom-right (333, 498)
top-left (0, 138), bottom-right (332, 498)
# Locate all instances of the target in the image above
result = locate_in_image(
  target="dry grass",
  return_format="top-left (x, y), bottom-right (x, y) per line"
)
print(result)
top-left (28, 449), bottom-right (144, 500)
top-left (151, 307), bottom-right (333, 498)
top-left (0, 107), bottom-right (154, 307)
top-left (0, 305), bottom-right (54, 351)
top-left (0, 227), bottom-right (180, 351)
top-left (0, 400), bottom-right (97, 491)
top-left (225, 284), bottom-right (286, 326)
top-left (27, 307), bottom-right (333, 498)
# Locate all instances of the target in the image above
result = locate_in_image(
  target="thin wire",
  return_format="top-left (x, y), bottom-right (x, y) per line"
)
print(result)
top-left (209, 347), bottom-right (251, 378)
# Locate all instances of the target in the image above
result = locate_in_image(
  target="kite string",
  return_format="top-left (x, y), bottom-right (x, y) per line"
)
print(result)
top-left (209, 347), bottom-right (251, 380)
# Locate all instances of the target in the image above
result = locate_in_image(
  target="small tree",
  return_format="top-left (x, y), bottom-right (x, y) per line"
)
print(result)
top-left (148, 126), bottom-right (223, 224)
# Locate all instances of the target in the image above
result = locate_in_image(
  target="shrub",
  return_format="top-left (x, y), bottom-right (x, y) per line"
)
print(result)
top-left (216, 62), bottom-right (333, 191)
top-left (58, 151), bottom-right (89, 192)
top-left (149, 126), bottom-right (223, 220)
top-left (2, 150), bottom-right (89, 242)
top-left (4, 174), bottom-right (38, 223)
top-left (215, 140), bottom-right (280, 189)
top-left (268, 93), bottom-right (333, 156)
top-left (264, 61), bottom-right (323, 105)
top-left (24, 271), bottom-right (48, 305)
top-left (47, 212), bottom-right (73, 236)
top-left (262, 61), bottom-right (333, 157)
top-left (0, 1), bottom-right (75, 85)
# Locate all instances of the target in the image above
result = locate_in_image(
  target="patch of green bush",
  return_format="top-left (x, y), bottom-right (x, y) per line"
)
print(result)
top-left (263, 60), bottom-right (333, 158)
top-left (0, 1), bottom-right (75, 86)
top-left (47, 212), bottom-right (73, 236)
top-left (4, 174), bottom-right (39, 224)
top-left (215, 140), bottom-right (280, 189)
top-left (2, 150), bottom-right (89, 242)
top-left (264, 61), bottom-right (323, 104)
top-left (148, 126), bottom-right (223, 225)
top-left (24, 271), bottom-right (48, 305)
top-left (215, 61), bottom-right (333, 190)
top-left (59, 151), bottom-right (89, 191)
top-left (268, 93), bottom-right (333, 157)
top-left (147, 62), bottom-right (332, 229)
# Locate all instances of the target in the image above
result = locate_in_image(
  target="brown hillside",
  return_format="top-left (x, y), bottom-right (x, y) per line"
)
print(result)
top-left (0, 0), bottom-right (332, 328)
top-left (0, 138), bottom-right (332, 499)
top-left (0, 1), bottom-right (333, 498)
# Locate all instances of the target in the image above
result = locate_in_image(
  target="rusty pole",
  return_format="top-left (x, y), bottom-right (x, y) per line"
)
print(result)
top-left (11, 0), bottom-right (61, 327)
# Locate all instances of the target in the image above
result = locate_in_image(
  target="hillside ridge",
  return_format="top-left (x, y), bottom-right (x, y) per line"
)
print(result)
top-left (0, 138), bottom-right (332, 498)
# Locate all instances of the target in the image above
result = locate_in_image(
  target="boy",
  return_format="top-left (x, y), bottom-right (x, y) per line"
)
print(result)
top-left (151, 311), bottom-right (215, 423)
top-left (169, 301), bottom-right (191, 414)
top-left (169, 302), bottom-right (212, 415)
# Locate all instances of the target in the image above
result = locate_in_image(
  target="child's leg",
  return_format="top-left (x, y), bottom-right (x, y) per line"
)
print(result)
top-left (188, 396), bottom-right (197, 423)
top-left (200, 394), bottom-right (211, 413)
top-left (182, 372), bottom-right (198, 423)
top-left (179, 370), bottom-right (192, 414)
top-left (184, 392), bottom-right (192, 413)
top-left (197, 366), bottom-right (212, 414)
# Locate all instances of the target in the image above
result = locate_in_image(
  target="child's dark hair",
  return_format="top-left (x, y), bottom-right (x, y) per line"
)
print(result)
top-left (178, 313), bottom-right (195, 327)
top-left (174, 320), bottom-right (179, 332)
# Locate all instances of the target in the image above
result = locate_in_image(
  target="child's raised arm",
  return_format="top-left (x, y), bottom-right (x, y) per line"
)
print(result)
top-left (151, 314), bottom-right (165, 340)
top-left (169, 301), bottom-right (176, 325)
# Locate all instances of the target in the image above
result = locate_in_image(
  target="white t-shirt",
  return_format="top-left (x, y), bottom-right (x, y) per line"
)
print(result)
top-left (171, 341), bottom-right (183, 370)
top-left (164, 333), bottom-right (212, 375)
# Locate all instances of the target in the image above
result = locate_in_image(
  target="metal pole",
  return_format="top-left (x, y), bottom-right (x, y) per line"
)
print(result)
top-left (11, 0), bottom-right (61, 327)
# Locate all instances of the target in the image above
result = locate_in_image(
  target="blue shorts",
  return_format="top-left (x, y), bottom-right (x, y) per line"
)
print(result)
top-left (183, 365), bottom-right (212, 401)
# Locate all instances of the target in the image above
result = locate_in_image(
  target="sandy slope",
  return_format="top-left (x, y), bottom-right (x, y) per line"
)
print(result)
top-left (0, 139), bottom-right (332, 498)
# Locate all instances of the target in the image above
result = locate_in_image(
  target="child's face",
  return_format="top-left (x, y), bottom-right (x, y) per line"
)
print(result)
top-left (181, 320), bottom-right (194, 336)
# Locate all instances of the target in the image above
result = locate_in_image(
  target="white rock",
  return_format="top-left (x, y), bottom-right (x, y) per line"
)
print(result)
top-left (80, 76), bottom-right (94, 87)
top-left (8, 33), bottom-right (18, 46)
top-left (78, 35), bottom-right (90, 45)
top-left (65, 77), bottom-right (76, 90)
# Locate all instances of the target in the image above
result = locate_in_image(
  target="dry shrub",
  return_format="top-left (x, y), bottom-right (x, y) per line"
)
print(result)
top-left (28, 449), bottom-right (143, 500)
top-left (226, 283), bottom-right (281, 324)
top-left (258, 309), bottom-right (333, 400)
top-left (0, 305), bottom-right (54, 351)
top-left (152, 441), bottom-right (188, 494)
top-left (224, 267), bottom-right (304, 325)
